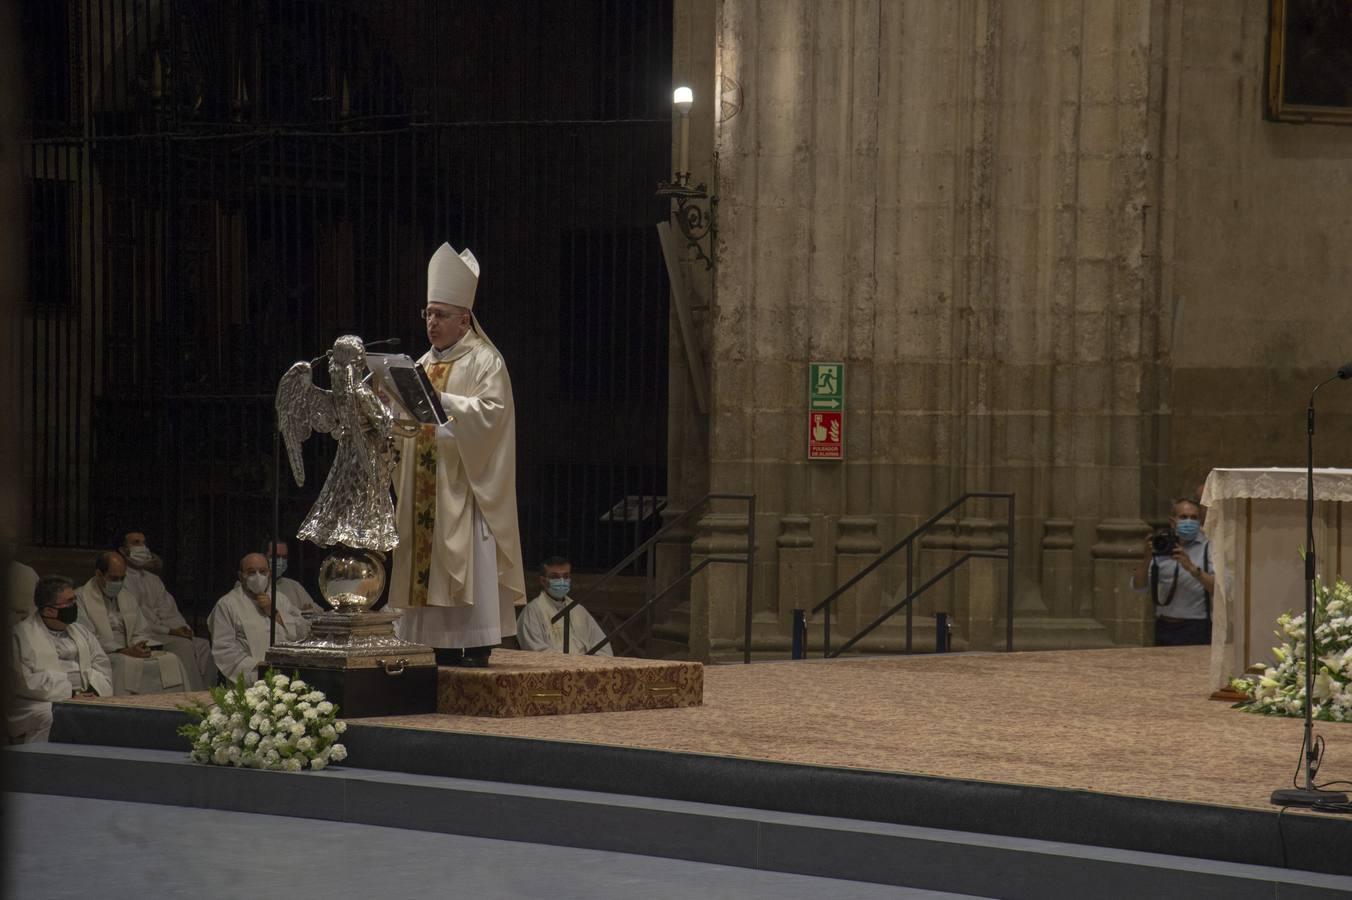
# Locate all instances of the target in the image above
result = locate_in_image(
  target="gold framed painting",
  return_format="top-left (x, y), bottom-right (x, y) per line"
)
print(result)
top-left (1266, 0), bottom-right (1352, 125)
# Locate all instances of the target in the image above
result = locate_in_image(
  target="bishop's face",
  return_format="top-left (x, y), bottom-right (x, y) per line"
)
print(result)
top-left (424, 303), bottom-right (471, 351)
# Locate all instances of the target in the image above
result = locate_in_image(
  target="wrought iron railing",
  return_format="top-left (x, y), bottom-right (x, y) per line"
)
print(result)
top-left (810, 493), bottom-right (1015, 658)
top-left (552, 492), bottom-right (757, 663)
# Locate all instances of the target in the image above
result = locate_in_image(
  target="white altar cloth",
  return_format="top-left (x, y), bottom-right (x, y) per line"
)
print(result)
top-left (1202, 468), bottom-right (1352, 689)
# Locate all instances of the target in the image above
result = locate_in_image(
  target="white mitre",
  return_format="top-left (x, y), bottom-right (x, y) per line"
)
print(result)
top-left (426, 241), bottom-right (502, 355)
top-left (427, 242), bottom-right (478, 309)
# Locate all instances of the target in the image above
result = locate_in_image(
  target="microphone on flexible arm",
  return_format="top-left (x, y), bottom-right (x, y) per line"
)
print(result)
top-left (308, 338), bottom-right (402, 367)
top-left (1337, 361), bottom-right (1352, 380)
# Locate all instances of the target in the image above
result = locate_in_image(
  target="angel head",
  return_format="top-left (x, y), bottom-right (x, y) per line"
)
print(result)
top-left (331, 334), bottom-right (366, 369)
top-left (329, 335), bottom-right (367, 393)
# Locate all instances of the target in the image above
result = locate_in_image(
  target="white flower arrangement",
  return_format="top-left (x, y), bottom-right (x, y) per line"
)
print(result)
top-left (1240, 576), bottom-right (1352, 723)
top-left (179, 671), bottom-right (349, 771)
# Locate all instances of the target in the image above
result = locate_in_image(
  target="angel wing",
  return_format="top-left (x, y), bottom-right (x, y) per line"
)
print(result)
top-left (276, 361), bottom-right (338, 486)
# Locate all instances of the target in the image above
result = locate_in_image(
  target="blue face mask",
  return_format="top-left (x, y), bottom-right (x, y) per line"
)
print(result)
top-left (545, 578), bottom-right (570, 600)
top-left (1175, 519), bottom-right (1200, 541)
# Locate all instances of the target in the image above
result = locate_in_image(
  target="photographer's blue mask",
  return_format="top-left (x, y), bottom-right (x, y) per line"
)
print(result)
top-left (1175, 519), bottom-right (1200, 541)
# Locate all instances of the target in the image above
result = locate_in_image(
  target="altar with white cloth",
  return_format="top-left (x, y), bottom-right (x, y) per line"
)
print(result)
top-left (1202, 467), bottom-right (1352, 689)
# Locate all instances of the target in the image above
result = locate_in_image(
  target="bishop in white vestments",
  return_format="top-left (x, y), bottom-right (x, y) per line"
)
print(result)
top-left (208, 553), bottom-right (311, 683)
top-left (74, 552), bottom-right (188, 695)
top-left (388, 243), bottom-right (526, 666)
top-left (10, 576), bottom-right (114, 742)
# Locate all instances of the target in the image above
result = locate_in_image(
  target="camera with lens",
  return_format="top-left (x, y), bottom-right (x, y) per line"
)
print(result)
top-left (1151, 528), bottom-right (1178, 557)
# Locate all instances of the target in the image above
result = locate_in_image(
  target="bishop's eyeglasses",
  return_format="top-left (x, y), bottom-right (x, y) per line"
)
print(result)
top-left (420, 308), bottom-right (461, 322)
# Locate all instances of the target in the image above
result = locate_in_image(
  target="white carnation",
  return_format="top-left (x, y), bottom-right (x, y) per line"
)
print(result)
top-left (334, 720), bottom-right (347, 734)
top-left (296, 736), bottom-right (314, 752)
top-left (244, 731), bottom-right (260, 747)
top-left (272, 703), bottom-right (288, 717)
top-left (290, 722), bottom-right (305, 737)
top-left (272, 674), bottom-right (290, 688)
top-left (282, 692), bottom-right (298, 704)
top-left (303, 708), bottom-right (318, 721)
top-left (296, 701), bottom-right (312, 712)
top-left (258, 720), bottom-right (274, 736)
top-left (284, 757), bottom-right (303, 772)
top-left (316, 701), bottom-right (334, 716)
top-left (328, 743), bottom-right (347, 762)
top-left (310, 758), bottom-right (327, 771)
top-left (290, 680), bottom-right (308, 693)
top-left (305, 691), bottom-right (324, 704)
top-left (212, 748), bottom-right (229, 765)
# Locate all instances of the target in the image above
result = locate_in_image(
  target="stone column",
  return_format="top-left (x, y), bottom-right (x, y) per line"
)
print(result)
top-left (776, 515), bottom-right (814, 625)
top-left (651, 507), bottom-right (697, 650)
top-left (689, 512), bottom-right (750, 662)
top-left (1091, 519), bottom-right (1152, 645)
top-left (1041, 518), bottom-right (1075, 618)
top-left (832, 517), bottom-right (882, 649)
top-left (918, 517), bottom-right (958, 623)
top-left (956, 517), bottom-right (999, 651)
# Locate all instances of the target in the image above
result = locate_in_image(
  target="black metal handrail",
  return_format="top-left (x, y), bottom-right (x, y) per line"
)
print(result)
top-left (809, 492), bottom-right (1015, 658)
top-left (551, 493), bottom-right (757, 662)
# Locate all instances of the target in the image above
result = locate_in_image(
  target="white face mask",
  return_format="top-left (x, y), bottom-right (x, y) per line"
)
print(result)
top-left (127, 545), bottom-right (153, 563)
top-left (243, 573), bottom-right (270, 595)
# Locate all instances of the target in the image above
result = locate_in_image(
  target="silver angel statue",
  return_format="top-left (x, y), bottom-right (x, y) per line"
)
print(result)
top-left (277, 335), bottom-right (399, 551)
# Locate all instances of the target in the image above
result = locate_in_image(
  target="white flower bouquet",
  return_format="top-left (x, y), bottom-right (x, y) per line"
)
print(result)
top-left (179, 670), bottom-right (348, 771)
top-left (1240, 577), bottom-right (1352, 722)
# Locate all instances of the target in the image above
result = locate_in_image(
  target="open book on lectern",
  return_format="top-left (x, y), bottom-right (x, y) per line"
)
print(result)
top-left (366, 353), bottom-right (448, 425)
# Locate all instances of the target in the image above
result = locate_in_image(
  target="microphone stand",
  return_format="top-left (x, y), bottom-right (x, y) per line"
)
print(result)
top-left (1270, 373), bottom-right (1349, 807)
top-left (269, 422), bottom-right (279, 654)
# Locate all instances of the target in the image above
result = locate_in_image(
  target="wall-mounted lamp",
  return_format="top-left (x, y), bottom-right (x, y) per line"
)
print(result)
top-left (657, 85), bottom-right (716, 270)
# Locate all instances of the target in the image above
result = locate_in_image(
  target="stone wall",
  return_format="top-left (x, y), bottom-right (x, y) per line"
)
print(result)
top-left (1163, 0), bottom-right (1352, 489)
top-left (670, 0), bottom-right (1352, 660)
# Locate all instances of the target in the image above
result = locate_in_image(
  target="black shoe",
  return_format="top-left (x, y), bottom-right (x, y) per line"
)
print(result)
top-left (458, 646), bottom-right (493, 668)
top-left (434, 648), bottom-right (464, 667)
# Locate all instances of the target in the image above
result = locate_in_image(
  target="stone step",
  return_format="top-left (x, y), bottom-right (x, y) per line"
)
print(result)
top-left (993, 616), bottom-right (1119, 651)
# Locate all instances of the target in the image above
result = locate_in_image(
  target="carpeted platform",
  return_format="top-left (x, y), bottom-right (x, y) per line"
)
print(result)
top-left (88, 645), bottom-right (1350, 814)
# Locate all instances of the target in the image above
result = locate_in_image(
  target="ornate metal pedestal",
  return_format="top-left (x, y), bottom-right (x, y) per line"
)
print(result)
top-left (263, 547), bottom-right (436, 718)
top-left (264, 609), bottom-right (437, 718)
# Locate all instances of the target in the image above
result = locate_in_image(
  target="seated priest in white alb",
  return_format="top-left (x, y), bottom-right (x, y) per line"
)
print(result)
top-left (9, 575), bottom-right (113, 743)
top-left (208, 552), bottom-right (311, 684)
top-left (119, 530), bottom-right (213, 690)
top-left (8, 557), bottom-right (40, 626)
top-left (517, 556), bottom-right (612, 656)
top-left (267, 540), bottom-right (323, 615)
top-left (75, 551), bottom-right (189, 695)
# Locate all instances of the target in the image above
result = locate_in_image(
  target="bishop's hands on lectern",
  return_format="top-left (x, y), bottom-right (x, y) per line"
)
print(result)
top-left (387, 243), bottom-right (526, 667)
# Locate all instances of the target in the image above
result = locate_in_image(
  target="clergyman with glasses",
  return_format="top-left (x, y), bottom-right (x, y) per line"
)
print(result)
top-left (386, 243), bottom-right (526, 668)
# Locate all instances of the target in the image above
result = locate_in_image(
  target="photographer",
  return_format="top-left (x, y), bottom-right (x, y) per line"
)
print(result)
top-left (1131, 498), bottom-right (1215, 646)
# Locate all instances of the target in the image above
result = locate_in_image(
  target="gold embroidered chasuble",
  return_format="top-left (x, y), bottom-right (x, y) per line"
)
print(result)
top-left (389, 328), bottom-right (526, 617)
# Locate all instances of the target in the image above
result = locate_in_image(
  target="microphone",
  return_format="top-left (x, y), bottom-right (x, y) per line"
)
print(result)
top-left (1337, 361), bottom-right (1352, 380)
top-left (365, 338), bottom-right (401, 350)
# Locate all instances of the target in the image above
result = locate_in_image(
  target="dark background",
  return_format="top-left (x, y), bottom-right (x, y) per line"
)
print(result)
top-left (17, 0), bottom-right (673, 621)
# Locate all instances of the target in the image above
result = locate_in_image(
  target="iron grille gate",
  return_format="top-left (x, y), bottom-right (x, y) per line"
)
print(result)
top-left (18, 0), bottom-right (673, 626)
